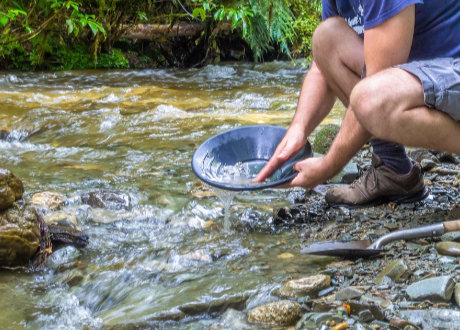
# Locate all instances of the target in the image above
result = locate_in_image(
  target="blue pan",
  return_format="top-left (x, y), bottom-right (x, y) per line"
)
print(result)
top-left (191, 125), bottom-right (312, 191)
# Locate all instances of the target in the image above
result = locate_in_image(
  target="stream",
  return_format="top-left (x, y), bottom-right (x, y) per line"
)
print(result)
top-left (0, 61), bottom-right (345, 329)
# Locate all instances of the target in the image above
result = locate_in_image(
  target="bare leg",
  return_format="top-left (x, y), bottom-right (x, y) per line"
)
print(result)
top-left (312, 17), bottom-right (364, 105)
top-left (351, 68), bottom-right (460, 155)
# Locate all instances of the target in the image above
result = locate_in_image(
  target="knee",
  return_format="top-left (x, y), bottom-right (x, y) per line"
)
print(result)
top-left (312, 17), bottom-right (347, 61)
top-left (350, 78), bottom-right (386, 133)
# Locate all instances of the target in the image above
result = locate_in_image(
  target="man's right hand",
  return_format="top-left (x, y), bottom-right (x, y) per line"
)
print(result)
top-left (254, 124), bottom-right (307, 182)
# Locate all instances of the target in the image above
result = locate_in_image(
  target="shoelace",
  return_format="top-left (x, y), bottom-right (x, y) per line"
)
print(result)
top-left (350, 165), bottom-right (378, 190)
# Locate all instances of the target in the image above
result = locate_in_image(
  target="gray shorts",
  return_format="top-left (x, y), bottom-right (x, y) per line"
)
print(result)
top-left (398, 58), bottom-right (460, 121)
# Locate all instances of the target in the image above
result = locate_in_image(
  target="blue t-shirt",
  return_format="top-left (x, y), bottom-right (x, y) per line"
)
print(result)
top-left (322, 0), bottom-right (460, 60)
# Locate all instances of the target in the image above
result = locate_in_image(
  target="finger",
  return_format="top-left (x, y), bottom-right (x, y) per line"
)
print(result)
top-left (254, 157), bottom-right (283, 182)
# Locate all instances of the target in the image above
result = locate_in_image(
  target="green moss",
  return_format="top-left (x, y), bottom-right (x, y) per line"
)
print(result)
top-left (97, 49), bottom-right (129, 69)
top-left (312, 124), bottom-right (340, 154)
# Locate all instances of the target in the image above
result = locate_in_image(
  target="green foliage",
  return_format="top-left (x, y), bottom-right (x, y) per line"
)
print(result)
top-left (290, 0), bottom-right (322, 60)
top-left (191, 0), bottom-right (295, 61)
top-left (97, 48), bottom-right (129, 68)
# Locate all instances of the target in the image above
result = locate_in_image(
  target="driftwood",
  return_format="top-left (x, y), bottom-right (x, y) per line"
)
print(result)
top-left (121, 22), bottom-right (232, 40)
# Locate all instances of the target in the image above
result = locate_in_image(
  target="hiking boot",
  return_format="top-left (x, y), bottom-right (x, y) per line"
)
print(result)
top-left (325, 153), bottom-right (428, 208)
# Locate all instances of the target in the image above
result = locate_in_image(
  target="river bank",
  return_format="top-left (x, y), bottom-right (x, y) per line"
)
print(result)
top-left (0, 65), bottom-right (459, 329)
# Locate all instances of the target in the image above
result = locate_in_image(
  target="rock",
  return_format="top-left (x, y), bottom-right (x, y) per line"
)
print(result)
top-left (247, 300), bottom-right (302, 326)
top-left (336, 287), bottom-right (364, 301)
top-left (0, 204), bottom-right (40, 267)
top-left (435, 241), bottom-right (460, 256)
top-left (406, 275), bottom-right (455, 302)
top-left (399, 309), bottom-right (460, 329)
top-left (29, 192), bottom-right (65, 210)
top-left (455, 283), bottom-right (460, 309)
top-left (0, 128), bottom-right (9, 140)
top-left (0, 168), bottom-right (24, 210)
top-left (348, 301), bottom-right (384, 321)
top-left (375, 259), bottom-right (410, 285)
top-left (278, 274), bottom-right (331, 298)
top-left (81, 191), bottom-right (131, 210)
top-left (44, 211), bottom-right (78, 229)
top-left (389, 318), bottom-right (419, 329)
top-left (358, 309), bottom-right (374, 323)
top-left (313, 124), bottom-right (340, 154)
top-left (296, 312), bottom-right (343, 329)
top-left (420, 158), bottom-right (440, 171)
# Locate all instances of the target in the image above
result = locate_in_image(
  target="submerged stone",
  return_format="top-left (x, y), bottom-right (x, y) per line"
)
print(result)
top-left (247, 300), bottom-right (302, 326)
top-left (406, 275), bottom-right (455, 302)
top-left (278, 274), bottom-right (331, 298)
top-left (81, 191), bottom-right (131, 210)
top-left (435, 241), bottom-right (460, 256)
top-left (296, 312), bottom-right (343, 329)
top-left (0, 168), bottom-right (24, 210)
top-left (375, 259), bottom-right (409, 285)
top-left (29, 191), bottom-right (65, 210)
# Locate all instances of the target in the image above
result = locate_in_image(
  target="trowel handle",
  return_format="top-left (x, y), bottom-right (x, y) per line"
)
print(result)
top-left (443, 219), bottom-right (460, 233)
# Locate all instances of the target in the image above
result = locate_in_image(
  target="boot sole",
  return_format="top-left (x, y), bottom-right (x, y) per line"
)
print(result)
top-left (327, 187), bottom-right (430, 209)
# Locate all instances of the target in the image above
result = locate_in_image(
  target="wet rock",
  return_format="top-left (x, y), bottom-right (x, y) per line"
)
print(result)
top-left (0, 168), bottom-right (24, 210)
top-left (247, 300), bottom-right (302, 326)
top-left (278, 274), bottom-right (331, 298)
top-left (348, 301), bottom-right (384, 321)
top-left (389, 318), bottom-right (419, 329)
top-left (296, 312), bottom-right (343, 329)
top-left (29, 191), bottom-right (65, 210)
top-left (0, 204), bottom-right (40, 267)
top-left (375, 259), bottom-right (409, 285)
top-left (44, 211), bottom-right (78, 229)
top-left (455, 283), bottom-right (460, 309)
top-left (399, 309), bottom-right (460, 329)
top-left (179, 293), bottom-right (250, 315)
top-left (406, 275), bottom-right (455, 302)
top-left (435, 241), bottom-right (460, 256)
top-left (81, 191), bottom-right (131, 210)
top-left (336, 287), bottom-right (364, 301)
top-left (313, 124), bottom-right (339, 154)
top-left (0, 128), bottom-right (9, 140)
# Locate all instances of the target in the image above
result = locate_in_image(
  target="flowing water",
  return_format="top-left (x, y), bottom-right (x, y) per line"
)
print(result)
top-left (0, 62), bottom-right (345, 329)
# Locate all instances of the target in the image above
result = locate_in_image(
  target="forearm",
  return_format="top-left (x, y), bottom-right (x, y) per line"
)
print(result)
top-left (322, 107), bottom-right (371, 178)
top-left (291, 61), bottom-right (336, 136)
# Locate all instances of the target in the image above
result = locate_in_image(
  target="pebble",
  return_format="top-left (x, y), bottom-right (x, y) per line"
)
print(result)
top-left (335, 287), bottom-right (364, 301)
top-left (375, 259), bottom-right (409, 285)
top-left (247, 300), bottom-right (302, 326)
top-left (279, 274), bottom-right (331, 298)
top-left (406, 275), bottom-right (455, 302)
top-left (435, 241), bottom-right (460, 256)
top-left (455, 283), bottom-right (460, 309)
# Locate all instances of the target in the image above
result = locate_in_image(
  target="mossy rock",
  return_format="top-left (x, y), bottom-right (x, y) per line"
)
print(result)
top-left (0, 204), bottom-right (40, 267)
top-left (312, 124), bottom-right (340, 154)
top-left (0, 168), bottom-right (24, 210)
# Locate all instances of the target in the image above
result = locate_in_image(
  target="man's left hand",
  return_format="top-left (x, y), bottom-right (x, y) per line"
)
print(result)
top-left (279, 156), bottom-right (336, 189)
